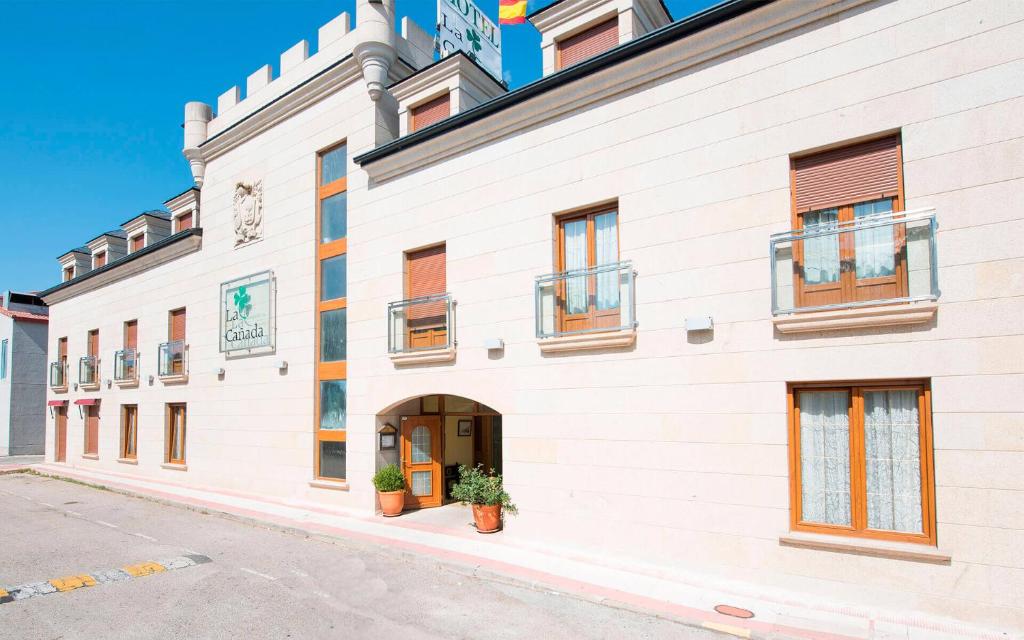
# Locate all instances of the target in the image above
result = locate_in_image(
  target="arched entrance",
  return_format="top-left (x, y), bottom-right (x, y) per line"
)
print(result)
top-left (377, 394), bottom-right (502, 510)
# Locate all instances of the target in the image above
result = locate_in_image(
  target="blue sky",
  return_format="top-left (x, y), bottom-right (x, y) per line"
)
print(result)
top-left (0, 0), bottom-right (714, 293)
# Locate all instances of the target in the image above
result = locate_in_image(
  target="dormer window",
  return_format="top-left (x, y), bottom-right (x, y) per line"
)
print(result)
top-left (410, 93), bottom-right (451, 132)
top-left (63, 266), bottom-right (74, 282)
top-left (130, 234), bottom-right (145, 253)
top-left (175, 211), bottom-right (194, 233)
top-left (94, 251), bottom-right (107, 268)
top-left (556, 16), bottom-right (618, 70)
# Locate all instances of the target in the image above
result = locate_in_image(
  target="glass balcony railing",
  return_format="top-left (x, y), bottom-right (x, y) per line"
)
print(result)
top-left (49, 361), bottom-right (67, 388)
top-left (114, 348), bottom-right (138, 382)
top-left (388, 294), bottom-right (455, 353)
top-left (158, 340), bottom-right (187, 377)
top-left (770, 208), bottom-right (938, 315)
top-left (79, 355), bottom-right (98, 386)
top-left (535, 260), bottom-right (637, 339)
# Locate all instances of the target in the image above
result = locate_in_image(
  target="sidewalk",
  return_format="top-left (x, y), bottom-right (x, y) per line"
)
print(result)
top-left (24, 462), bottom-right (1013, 640)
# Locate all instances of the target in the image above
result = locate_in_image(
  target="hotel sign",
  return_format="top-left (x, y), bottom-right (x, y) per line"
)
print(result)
top-left (220, 271), bottom-right (276, 355)
top-left (437, 0), bottom-right (502, 82)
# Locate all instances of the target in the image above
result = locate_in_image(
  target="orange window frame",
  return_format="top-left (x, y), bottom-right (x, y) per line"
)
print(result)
top-left (166, 403), bottom-right (186, 465)
top-left (121, 404), bottom-right (138, 460)
top-left (314, 142), bottom-right (348, 481)
top-left (786, 380), bottom-right (936, 545)
top-left (554, 205), bottom-right (620, 333)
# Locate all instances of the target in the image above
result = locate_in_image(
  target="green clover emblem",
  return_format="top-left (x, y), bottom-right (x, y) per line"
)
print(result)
top-left (466, 28), bottom-right (482, 53)
top-left (233, 286), bottom-right (252, 319)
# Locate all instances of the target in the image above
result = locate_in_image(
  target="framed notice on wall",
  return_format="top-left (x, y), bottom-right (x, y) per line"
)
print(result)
top-left (220, 271), bottom-right (276, 355)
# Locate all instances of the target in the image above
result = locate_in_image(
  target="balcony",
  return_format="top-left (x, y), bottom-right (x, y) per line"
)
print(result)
top-left (49, 361), bottom-right (68, 392)
top-left (387, 294), bottom-right (456, 365)
top-left (78, 355), bottom-right (99, 390)
top-left (113, 349), bottom-right (139, 387)
top-left (535, 261), bottom-right (637, 353)
top-left (770, 208), bottom-right (939, 333)
top-left (158, 340), bottom-right (188, 382)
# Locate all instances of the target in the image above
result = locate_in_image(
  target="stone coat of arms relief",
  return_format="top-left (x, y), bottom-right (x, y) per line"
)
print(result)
top-left (233, 180), bottom-right (264, 247)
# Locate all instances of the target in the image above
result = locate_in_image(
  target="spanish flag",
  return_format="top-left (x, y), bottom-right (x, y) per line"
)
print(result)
top-left (499, 0), bottom-right (528, 25)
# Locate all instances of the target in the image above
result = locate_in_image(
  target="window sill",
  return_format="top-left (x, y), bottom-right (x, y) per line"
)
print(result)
top-left (81, 454), bottom-right (99, 461)
top-left (50, 386), bottom-right (68, 393)
top-left (388, 346), bottom-right (456, 366)
top-left (158, 373), bottom-right (189, 385)
top-left (161, 462), bottom-right (187, 471)
top-left (538, 328), bottom-right (637, 353)
top-left (779, 532), bottom-right (950, 565)
top-left (772, 302), bottom-right (937, 334)
top-left (114, 378), bottom-right (139, 388)
top-left (116, 457), bottom-right (138, 465)
top-left (309, 479), bottom-right (350, 492)
top-left (78, 382), bottom-right (101, 391)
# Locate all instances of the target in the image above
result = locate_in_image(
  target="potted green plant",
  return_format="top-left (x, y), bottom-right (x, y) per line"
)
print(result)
top-left (450, 464), bottom-right (517, 533)
top-left (373, 463), bottom-right (406, 517)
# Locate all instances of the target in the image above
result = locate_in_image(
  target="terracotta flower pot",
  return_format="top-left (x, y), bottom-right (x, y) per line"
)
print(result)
top-left (378, 490), bottom-right (405, 517)
top-left (472, 503), bottom-right (502, 533)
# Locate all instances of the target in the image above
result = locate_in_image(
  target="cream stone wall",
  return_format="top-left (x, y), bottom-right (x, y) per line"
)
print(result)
top-left (349, 0), bottom-right (1024, 629)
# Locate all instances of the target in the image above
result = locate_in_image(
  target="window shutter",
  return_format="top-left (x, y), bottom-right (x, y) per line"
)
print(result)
top-left (58, 338), bottom-right (67, 360)
top-left (176, 212), bottom-right (193, 232)
top-left (88, 330), bottom-right (99, 356)
top-left (131, 235), bottom-right (144, 252)
top-left (793, 135), bottom-right (901, 212)
top-left (556, 17), bottom-right (619, 69)
top-left (170, 309), bottom-right (186, 342)
top-left (406, 245), bottom-right (446, 321)
top-left (125, 321), bottom-right (138, 350)
top-left (95, 252), bottom-right (106, 267)
top-left (410, 93), bottom-right (451, 132)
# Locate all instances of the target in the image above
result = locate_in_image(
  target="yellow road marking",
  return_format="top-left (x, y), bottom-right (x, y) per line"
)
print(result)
top-left (122, 562), bottom-right (166, 577)
top-left (702, 621), bottom-right (752, 638)
top-left (0, 588), bottom-right (8, 598)
top-left (49, 575), bottom-right (97, 592)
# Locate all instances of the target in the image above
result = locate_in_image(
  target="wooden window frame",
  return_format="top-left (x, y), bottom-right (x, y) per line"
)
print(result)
top-left (165, 403), bottom-right (186, 465)
top-left (787, 379), bottom-right (936, 545)
top-left (553, 204), bottom-right (620, 333)
top-left (314, 142), bottom-right (348, 482)
top-left (120, 404), bottom-right (138, 460)
top-left (789, 136), bottom-right (907, 309)
top-left (63, 266), bottom-right (74, 282)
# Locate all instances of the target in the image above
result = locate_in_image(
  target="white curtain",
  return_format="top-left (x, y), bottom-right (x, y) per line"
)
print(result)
top-left (864, 390), bottom-right (923, 533)
top-left (799, 391), bottom-right (851, 526)
top-left (563, 219), bottom-right (588, 314)
top-left (802, 209), bottom-right (840, 285)
top-left (595, 212), bottom-right (619, 311)
top-left (854, 199), bottom-right (895, 278)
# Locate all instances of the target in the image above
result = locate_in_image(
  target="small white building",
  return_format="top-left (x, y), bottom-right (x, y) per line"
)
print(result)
top-left (39, 0), bottom-right (1024, 631)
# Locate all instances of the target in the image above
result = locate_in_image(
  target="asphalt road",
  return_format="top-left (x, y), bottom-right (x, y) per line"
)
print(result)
top-left (0, 473), bottom-right (723, 639)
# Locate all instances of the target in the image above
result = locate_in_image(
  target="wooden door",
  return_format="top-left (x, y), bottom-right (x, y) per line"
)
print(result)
top-left (401, 415), bottom-right (442, 509)
top-left (848, 198), bottom-right (907, 303)
top-left (557, 209), bottom-right (620, 333)
top-left (55, 407), bottom-right (67, 462)
top-left (85, 405), bottom-right (99, 455)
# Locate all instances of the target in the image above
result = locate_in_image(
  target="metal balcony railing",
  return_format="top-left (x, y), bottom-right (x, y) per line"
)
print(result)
top-left (49, 361), bottom-right (67, 388)
top-left (114, 348), bottom-right (138, 382)
top-left (387, 294), bottom-right (455, 353)
top-left (535, 260), bottom-right (637, 339)
top-left (158, 340), bottom-right (187, 377)
top-left (79, 356), bottom-right (98, 386)
top-left (770, 207), bottom-right (938, 315)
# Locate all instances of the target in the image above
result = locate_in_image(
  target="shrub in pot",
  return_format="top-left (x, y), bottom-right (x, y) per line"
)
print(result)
top-left (373, 463), bottom-right (406, 517)
top-left (450, 464), bottom-right (517, 533)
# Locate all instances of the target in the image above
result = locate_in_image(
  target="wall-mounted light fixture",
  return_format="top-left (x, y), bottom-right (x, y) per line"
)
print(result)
top-left (275, 360), bottom-right (288, 371)
top-left (213, 367), bottom-right (225, 376)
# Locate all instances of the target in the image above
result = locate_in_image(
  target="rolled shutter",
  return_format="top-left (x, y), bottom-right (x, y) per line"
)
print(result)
top-left (170, 309), bottom-right (186, 342)
top-left (88, 330), bottom-right (99, 356)
top-left (95, 252), bottom-right (106, 267)
top-left (406, 245), bottom-right (446, 321)
top-left (176, 212), bottom-right (193, 232)
top-left (556, 17), bottom-right (619, 70)
top-left (125, 321), bottom-right (138, 350)
top-left (58, 338), bottom-right (67, 359)
top-left (131, 235), bottom-right (144, 252)
top-left (411, 93), bottom-right (451, 132)
top-left (793, 135), bottom-right (901, 212)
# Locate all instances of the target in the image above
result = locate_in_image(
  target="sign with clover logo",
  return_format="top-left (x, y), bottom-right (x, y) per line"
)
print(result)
top-left (220, 271), bottom-right (275, 355)
top-left (437, 0), bottom-right (502, 82)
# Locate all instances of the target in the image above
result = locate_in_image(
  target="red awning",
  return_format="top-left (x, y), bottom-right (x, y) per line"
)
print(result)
top-left (73, 399), bottom-right (98, 406)
top-left (47, 400), bottom-right (68, 407)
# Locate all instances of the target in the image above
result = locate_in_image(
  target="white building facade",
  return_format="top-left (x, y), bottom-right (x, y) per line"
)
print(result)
top-left (40, 0), bottom-right (1024, 630)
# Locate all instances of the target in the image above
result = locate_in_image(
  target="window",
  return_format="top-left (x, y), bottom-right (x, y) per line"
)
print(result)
top-left (84, 403), bottom-right (100, 456)
top-left (58, 336), bottom-right (67, 370)
top-left (130, 234), bottom-right (144, 253)
top-left (117, 320), bottom-right (138, 382)
top-left (556, 17), bottom-right (618, 70)
top-left (175, 212), bottom-right (193, 233)
top-left (87, 329), bottom-right (99, 357)
top-left (315, 142), bottom-right (348, 481)
top-left (121, 405), bottom-right (138, 460)
top-left (166, 404), bottom-right (186, 464)
top-left (405, 244), bottom-right (447, 349)
top-left (94, 251), bottom-right (106, 268)
top-left (0, 339), bottom-right (7, 379)
top-left (556, 206), bottom-right (620, 333)
top-left (410, 93), bottom-right (451, 132)
top-left (788, 380), bottom-right (935, 544)
top-left (790, 135), bottom-right (906, 309)
top-left (63, 266), bottom-right (74, 282)
top-left (162, 308), bottom-right (186, 376)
